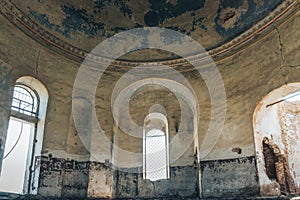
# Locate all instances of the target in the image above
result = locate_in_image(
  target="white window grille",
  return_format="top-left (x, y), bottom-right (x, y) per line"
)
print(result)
top-left (143, 113), bottom-right (169, 181)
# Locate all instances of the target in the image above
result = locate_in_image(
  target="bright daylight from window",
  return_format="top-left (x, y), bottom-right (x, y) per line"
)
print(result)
top-left (145, 128), bottom-right (167, 181)
top-left (285, 91), bottom-right (300, 102)
top-left (0, 119), bottom-right (33, 193)
top-left (0, 85), bottom-right (36, 194)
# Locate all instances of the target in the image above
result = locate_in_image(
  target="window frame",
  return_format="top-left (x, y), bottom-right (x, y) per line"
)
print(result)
top-left (143, 112), bottom-right (170, 181)
top-left (10, 84), bottom-right (39, 123)
top-left (5, 76), bottom-right (48, 195)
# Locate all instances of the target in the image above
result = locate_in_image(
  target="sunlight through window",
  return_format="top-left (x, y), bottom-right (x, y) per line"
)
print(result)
top-left (0, 77), bottom-right (47, 195)
top-left (143, 113), bottom-right (169, 181)
top-left (145, 129), bottom-right (167, 181)
top-left (285, 91), bottom-right (300, 102)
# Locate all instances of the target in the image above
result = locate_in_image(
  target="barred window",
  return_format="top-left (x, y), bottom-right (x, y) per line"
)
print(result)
top-left (0, 77), bottom-right (48, 195)
top-left (145, 129), bottom-right (167, 181)
top-left (143, 113), bottom-right (169, 181)
top-left (11, 85), bottom-right (38, 117)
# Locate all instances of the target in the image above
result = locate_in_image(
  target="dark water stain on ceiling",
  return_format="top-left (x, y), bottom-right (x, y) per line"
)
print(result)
top-left (215, 0), bottom-right (283, 44)
top-left (11, 0), bottom-right (284, 52)
top-left (145, 0), bottom-right (205, 26)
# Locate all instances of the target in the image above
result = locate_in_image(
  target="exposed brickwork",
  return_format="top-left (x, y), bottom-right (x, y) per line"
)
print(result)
top-left (262, 138), bottom-right (277, 180)
top-left (262, 137), bottom-right (297, 194)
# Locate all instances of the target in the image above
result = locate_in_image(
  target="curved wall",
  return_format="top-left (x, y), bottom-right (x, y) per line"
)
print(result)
top-left (0, 3), bottom-right (299, 198)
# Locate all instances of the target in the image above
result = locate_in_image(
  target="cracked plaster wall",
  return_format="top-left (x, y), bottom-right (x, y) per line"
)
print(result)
top-left (253, 83), bottom-right (300, 196)
top-left (279, 102), bottom-right (300, 192)
top-left (0, 7), bottom-right (299, 199)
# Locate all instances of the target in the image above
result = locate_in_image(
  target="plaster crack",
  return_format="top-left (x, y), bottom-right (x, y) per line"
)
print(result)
top-left (275, 28), bottom-right (285, 66)
top-left (35, 49), bottom-right (41, 78)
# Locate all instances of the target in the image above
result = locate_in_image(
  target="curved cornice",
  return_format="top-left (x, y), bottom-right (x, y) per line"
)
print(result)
top-left (0, 0), bottom-right (299, 68)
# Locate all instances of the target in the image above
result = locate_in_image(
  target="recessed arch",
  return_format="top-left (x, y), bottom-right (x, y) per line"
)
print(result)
top-left (253, 82), bottom-right (300, 196)
top-left (143, 112), bottom-right (170, 181)
top-left (0, 76), bottom-right (48, 195)
top-left (111, 78), bottom-right (199, 168)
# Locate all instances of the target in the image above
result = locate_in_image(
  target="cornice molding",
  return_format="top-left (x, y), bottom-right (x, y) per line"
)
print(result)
top-left (0, 0), bottom-right (298, 69)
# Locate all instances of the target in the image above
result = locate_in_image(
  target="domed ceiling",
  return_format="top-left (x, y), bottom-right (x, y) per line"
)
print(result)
top-left (1, 0), bottom-right (296, 61)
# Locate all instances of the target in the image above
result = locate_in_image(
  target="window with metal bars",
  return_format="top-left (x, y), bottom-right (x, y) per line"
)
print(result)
top-left (0, 77), bottom-right (48, 195)
top-left (143, 113), bottom-right (169, 181)
top-left (11, 85), bottom-right (38, 118)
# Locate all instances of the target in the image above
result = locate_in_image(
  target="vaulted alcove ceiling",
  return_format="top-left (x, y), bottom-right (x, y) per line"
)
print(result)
top-left (0, 0), bottom-right (298, 62)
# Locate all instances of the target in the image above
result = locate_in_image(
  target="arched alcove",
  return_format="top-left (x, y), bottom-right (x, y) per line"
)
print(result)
top-left (253, 83), bottom-right (300, 196)
top-left (143, 112), bottom-right (170, 181)
top-left (0, 76), bottom-right (48, 195)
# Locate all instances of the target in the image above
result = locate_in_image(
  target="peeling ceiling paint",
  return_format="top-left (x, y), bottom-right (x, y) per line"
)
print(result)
top-left (11, 0), bottom-right (284, 53)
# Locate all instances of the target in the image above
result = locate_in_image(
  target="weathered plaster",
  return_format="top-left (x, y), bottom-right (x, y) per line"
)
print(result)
top-left (0, 1), bottom-right (299, 198)
top-left (201, 156), bottom-right (259, 198)
top-left (253, 83), bottom-right (300, 196)
top-left (0, 61), bottom-right (12, 172)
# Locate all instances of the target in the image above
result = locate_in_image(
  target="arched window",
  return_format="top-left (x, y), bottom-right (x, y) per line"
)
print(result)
top-left (0, 77), bottom-right (48, 195)
top-left (143, 113), bottom-right (169, 181)
top-left (11, 85), bottom-right (38, 117)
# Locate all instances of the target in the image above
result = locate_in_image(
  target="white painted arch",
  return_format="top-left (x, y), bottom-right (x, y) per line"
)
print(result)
top-left (253, 82), bottom-right (300, 196)
top-left (15, 76), bottom-right (48, 194)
